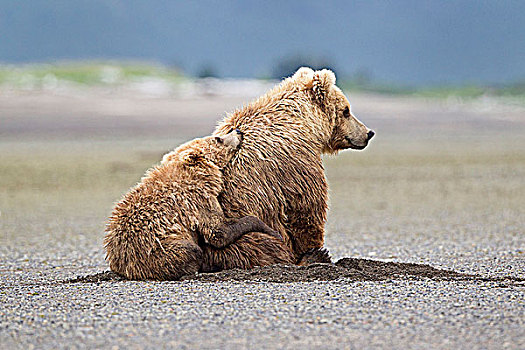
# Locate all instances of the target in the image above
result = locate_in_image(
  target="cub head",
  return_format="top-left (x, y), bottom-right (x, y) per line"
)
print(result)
top-left (165, 129), bottom-right (242, 168)
top-left (293, 67), bottom-right (375, 154)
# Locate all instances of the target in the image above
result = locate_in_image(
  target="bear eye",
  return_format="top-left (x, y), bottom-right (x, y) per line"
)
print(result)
top-left (343, 106), bottom-right (350, 118)
top-left (215, 136), bottom-right (224, 144)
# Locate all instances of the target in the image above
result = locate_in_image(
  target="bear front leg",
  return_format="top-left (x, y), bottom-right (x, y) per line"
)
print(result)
top-left (205, 216), bottom-right (282, 249)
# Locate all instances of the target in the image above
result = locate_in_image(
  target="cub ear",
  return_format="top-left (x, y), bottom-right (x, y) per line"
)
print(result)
top-left (311, 69), bottom-right (336, 104)
top-left (180, 149), bottom-right (204, 165)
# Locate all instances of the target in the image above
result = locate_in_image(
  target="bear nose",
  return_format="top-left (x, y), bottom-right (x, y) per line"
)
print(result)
top-left (367, 130), bottom-right (375, 140)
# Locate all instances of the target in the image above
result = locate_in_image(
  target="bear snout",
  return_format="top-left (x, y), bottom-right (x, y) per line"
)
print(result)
top-left (367, 130), bottom-right (375, 140)
top-left (344, 136), bottom-right (368, 150)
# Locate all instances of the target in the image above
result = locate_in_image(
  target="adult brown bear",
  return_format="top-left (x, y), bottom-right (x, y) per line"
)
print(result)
top-left (202, 67), bottom-right (374, 271)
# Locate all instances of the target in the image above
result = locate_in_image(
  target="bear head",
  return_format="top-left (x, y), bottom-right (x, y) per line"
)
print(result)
top-left (165, 129), bottom-right (242, 169)
top-left (293, 67), bottom-right (375, 154)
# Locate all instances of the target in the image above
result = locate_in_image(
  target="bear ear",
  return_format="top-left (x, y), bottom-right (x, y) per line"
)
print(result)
top-left (161, 152), bottom-right (176, 164)
top-left (311, 69), bottom-right (336, 104)
top-left (292, 67), bottom-right (315, 83)
top-left (180, 149), bottom-right (204, 165)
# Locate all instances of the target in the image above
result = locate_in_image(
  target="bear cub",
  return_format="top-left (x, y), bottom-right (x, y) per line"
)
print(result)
top-left (104, 130), bottom-right (280, 280)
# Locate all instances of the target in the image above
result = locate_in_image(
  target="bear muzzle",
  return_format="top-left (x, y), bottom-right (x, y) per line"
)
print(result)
top-left (345, 130), bottom-right (374, 150)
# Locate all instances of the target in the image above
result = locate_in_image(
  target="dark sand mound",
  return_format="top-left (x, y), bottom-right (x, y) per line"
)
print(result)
top-left (180, 258), bottom-right (469, 283)
top-left (65, 258), bottom-right (523, 284)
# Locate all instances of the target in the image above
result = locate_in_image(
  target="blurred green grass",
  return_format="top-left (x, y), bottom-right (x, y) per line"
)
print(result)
top-left (340, 80), bottom-right (525, 103)
top-left (1, 62), bottom-right (524, 104)
top-left (0, 62), bottom-right (185, 88)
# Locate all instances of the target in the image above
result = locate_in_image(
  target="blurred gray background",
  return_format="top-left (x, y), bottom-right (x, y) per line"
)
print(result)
top-left (1, 0), bottom-right (524, 85)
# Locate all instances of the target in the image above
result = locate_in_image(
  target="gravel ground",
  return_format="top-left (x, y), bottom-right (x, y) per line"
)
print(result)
top-left (1, 258), bottom-right (523, 349)
top-left (1, 89), bottom-right (524, 349)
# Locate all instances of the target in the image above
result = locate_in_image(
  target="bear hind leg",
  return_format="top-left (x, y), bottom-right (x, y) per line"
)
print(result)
top-left (201, 231), bottom-right (294, 272)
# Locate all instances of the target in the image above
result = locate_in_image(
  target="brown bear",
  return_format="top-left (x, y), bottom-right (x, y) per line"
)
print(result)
top-left (205, 67), bottom-right (374, 269)
top-left (104, 130), bottom-right (290, 280)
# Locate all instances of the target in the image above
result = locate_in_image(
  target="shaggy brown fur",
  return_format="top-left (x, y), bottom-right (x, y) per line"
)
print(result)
top-left (104, 130), bottom-right (287, 280)
top-left (212, 67), bottom-right (374, 266)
